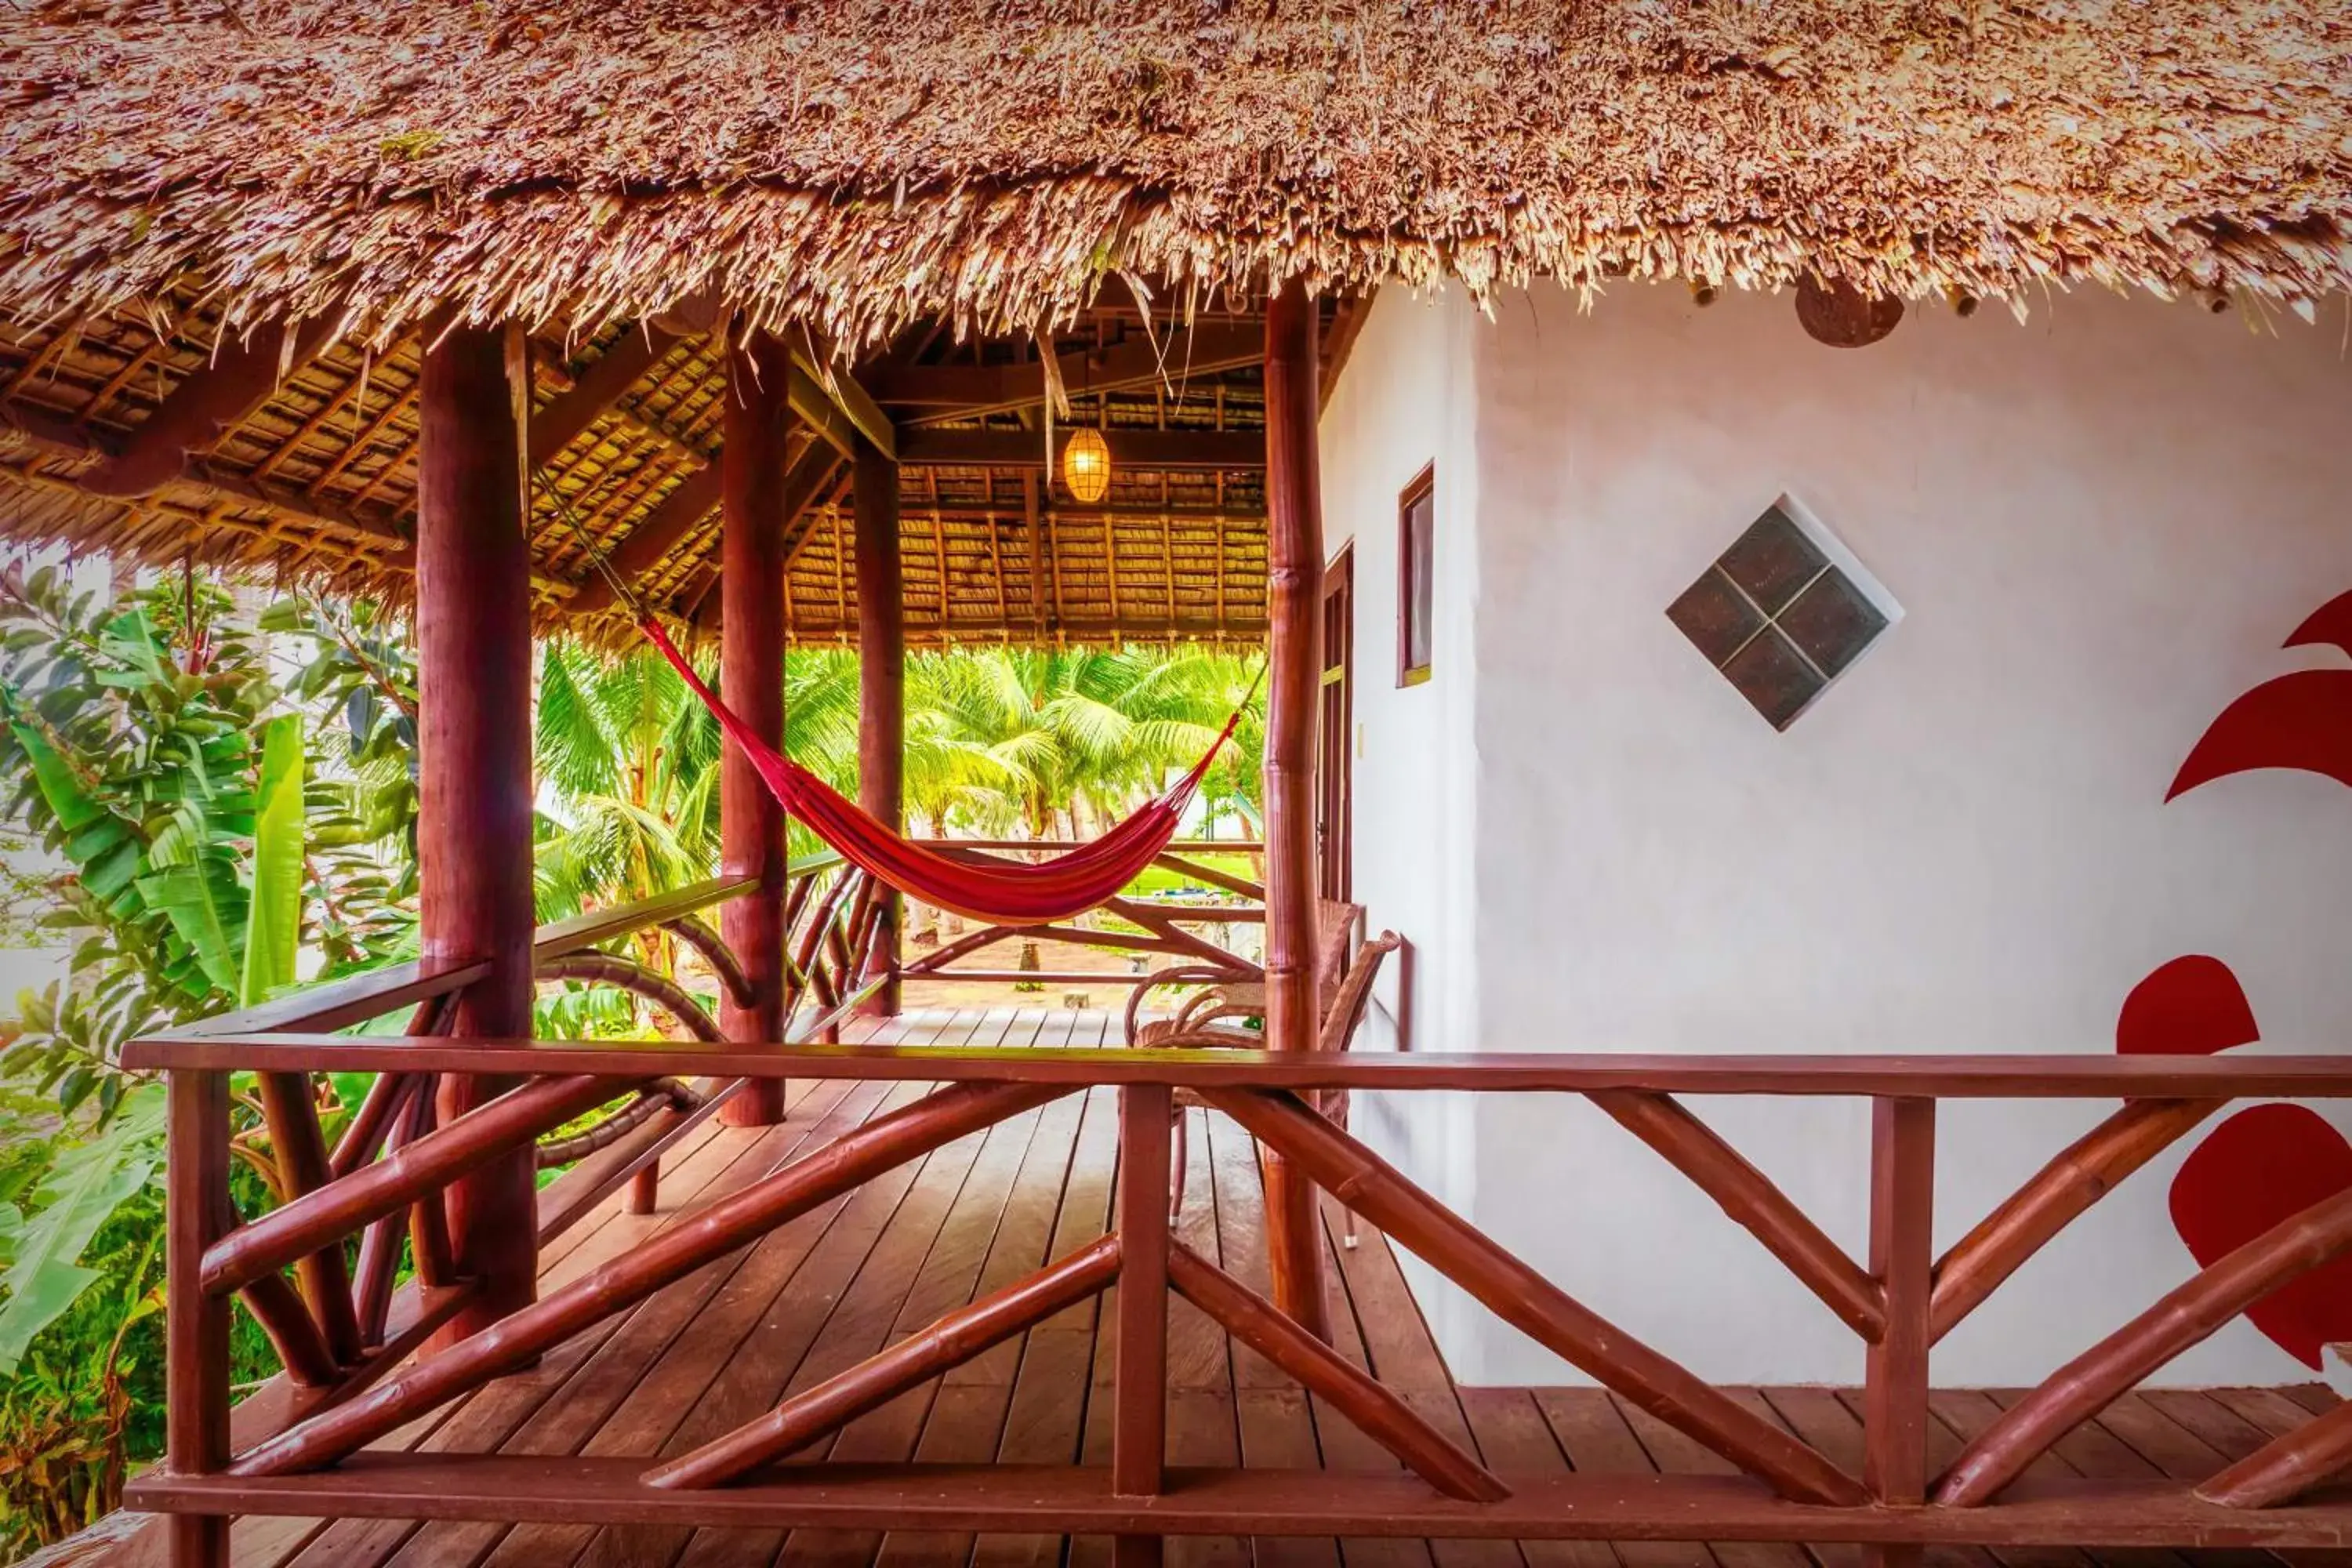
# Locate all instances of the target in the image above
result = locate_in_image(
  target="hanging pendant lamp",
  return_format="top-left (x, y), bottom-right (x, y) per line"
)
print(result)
top-left (1062, 425), bottom-right (1112, 504)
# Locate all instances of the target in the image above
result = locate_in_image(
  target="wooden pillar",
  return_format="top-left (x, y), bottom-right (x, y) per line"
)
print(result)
top-left (165, 1069), bottom-right (230, 1567)
top-left (417, 322), bottom-right (539, 1346)
top-left (1261, 278), bottom-right (1332, 1341)
top-left (1863, 1096), bottom-right (1936, 1568)
top-left (720, 332), bottom-right (794, 1126)
top-left (853, 437), bottom-right (904, 1017)
top-left (1113, 1083), bottom-right (1174, 1568)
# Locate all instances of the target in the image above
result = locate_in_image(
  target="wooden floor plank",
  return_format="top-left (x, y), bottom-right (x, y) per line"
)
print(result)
top-left (393, 1078), bottom-right (891, 1568)
top-left (976, 1080), bottom-right (1119, 1568)
top-left (287, 1103), bottom-right (828, 1568)
top-left (1319, 1188), bottom-right (1521, 1568)
top-left (1455, 1386), bottom-right (1617, 1568)
top-left (593, 1075), bottom-right (972, 1568)
top-left (1791, 1388), bottom-right (2066, 1568)
top-left (780, 1019), bottom-right (1044, 1568)
top-left (480, 1071), bottom-right (927, 1568)
top-left (1207, 1110), bottom-right (1341, 1568)
top-left (1320, 1221), bottom-right (1439, 1568)
top-left (1538, 1389), bottom-right (1715, 1568)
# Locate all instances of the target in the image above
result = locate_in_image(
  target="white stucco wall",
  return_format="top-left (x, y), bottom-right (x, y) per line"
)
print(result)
top-left (1312, 285), bottom-right (1490, 1357)
top-left (1323, 279), bottom-right (2352, 1387)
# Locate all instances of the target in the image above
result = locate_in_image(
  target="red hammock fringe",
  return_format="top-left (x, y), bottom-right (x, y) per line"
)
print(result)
top-left (642, 617), bottom-right (1244, 927)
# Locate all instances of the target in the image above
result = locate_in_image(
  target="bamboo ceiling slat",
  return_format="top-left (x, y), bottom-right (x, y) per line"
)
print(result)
top-left (0, 300), bottom-right (1276, 648)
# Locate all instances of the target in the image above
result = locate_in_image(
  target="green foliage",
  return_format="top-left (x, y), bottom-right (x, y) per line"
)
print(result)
top-left (0, 1087), bottom-right (164, 1376)
top-left (0, 569), bottom-right (420, 1555)
top-left (240, 714), bottom-right (306, 1007)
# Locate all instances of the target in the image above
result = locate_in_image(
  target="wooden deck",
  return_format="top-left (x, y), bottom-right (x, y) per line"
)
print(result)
top-left (103, 1008), bottom-right (2343, 1568)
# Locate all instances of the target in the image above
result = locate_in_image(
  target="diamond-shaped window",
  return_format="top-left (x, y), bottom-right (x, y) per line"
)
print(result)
top-left (1667, 503), bottom-right (1893, 729)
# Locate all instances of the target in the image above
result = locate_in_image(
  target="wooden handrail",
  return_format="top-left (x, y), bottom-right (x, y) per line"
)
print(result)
top-left (122, 1036), bottom-right (2352, 1097)
top-left (529, 876), bottom-right (758, 964)
top-left (165, 956), bottom-right (492, 1040)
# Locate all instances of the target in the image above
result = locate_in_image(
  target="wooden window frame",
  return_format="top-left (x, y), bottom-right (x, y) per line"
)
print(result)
top-left (1396, 463), bottom-right (1436, 688)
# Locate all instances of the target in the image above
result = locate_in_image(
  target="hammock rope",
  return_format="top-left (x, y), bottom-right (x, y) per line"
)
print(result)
top-left (543, 476), bottom-right (1258, 927)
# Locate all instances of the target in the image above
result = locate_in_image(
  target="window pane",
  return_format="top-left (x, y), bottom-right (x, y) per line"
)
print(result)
top-left (1407, 492), bottom-right (1434, 673)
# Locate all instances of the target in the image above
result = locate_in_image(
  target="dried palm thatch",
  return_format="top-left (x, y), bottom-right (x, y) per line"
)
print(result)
top-left (0, 1), bottom-right (2347, 630)
top-left (6, 0), bottom-right (2350, 343)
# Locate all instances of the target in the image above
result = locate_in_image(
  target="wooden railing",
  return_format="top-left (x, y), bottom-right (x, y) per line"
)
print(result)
top-left (896, 837), bottom-right (1265, 989)
top-left (118, 904), bottom-right (2352, 1566)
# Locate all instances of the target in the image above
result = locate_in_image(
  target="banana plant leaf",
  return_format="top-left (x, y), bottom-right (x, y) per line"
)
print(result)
top-left (0, 1086), bottom-right (165, 1374)
top-left (241, 713), bottom-right (306, 1007)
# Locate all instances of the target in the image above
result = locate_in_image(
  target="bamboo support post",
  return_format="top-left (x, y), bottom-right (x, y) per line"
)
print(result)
top-left (231, 1080), bottom-right (1067, 1477)
top-left (253, 1069), bottom-right (365, 1364)
top-left (327, 1069), bottom-right (413, 1180)
top-left (1166, 1241), bottom-right (1507, 1501)
top-left (1929, 1097), bottom-right (2221, 1343)
top-left (405, 1081), bottom-right (457, 1288)
top-left (720, 331), bottom-right (794, 1126)
top-left (202, 1073), bottom-right (627, 1297)
top-left (1937, 1182), bottom-right (2352, 1506)
top-left (664, 914), bottom-right (757, 1011)
top-left (1260, 276), bottom-right (1330, 1342)
top-left (238, 1271), bottom-right (342, 1388)
top-left (1589, 1088), bottom-right (1883, 1341)
top-left (2197, 1398), bottom-right (2352, 1508)
top-left (854, 434), bottom-right (906, 1017)
top-left (1202, 1085), bottom-right (1866, 1507)
top-left (646, 1233), bottom-right (1122, 1489)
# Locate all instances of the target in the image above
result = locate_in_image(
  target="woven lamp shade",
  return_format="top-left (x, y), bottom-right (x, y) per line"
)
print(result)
top-left (1062, 426), bottom-right (1112, 503)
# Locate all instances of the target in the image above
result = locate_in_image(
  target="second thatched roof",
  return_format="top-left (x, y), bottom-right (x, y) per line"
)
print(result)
top-left (6, 0), bottom-right (2351, 348)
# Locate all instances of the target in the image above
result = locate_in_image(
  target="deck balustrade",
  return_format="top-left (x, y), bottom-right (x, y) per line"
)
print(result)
top-left (118, 877), bottom-right (2352, 1564)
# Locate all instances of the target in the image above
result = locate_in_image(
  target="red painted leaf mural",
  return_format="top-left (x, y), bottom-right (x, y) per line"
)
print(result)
top-left (2165, 669), bottom-right (2352, 800)
top-left (2284, 589), bottom-right (2352, 659)
top-left (2167, 1104), bottom-right (2352, 1369)
top-left (2114, 956), bottom-right (2259, 1058)
top-left (2145, 590), bottom-right (2352, 1370)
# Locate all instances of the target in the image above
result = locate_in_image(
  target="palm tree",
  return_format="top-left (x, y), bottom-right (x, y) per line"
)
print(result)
top-left (532, 642), bottom-right (724, 941)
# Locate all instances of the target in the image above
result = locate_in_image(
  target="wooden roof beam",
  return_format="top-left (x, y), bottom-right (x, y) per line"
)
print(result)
top-left (869, 323), bottom-right (1263, 418)
top-left (527, 327), bottom-right (686, 469)
top-left (79, 317), bottom-right (339, 498)
top-left (569, 441), bottom-right (840, 615)
top-left (1, 399), bottom-right (408, 547)
top-left (896, 428), bottom-right (1263, 470)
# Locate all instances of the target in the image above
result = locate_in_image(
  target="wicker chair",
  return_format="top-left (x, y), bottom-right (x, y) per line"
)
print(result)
top-left (1123, 898), bottom-right (1362, 1047)
top-left (1134, 918), bottom-right (1403, 1225)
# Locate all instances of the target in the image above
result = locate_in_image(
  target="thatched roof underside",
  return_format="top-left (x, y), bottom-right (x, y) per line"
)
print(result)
top-left (0, 297), bottom-right (1279, 646)
top-left (5, 0), bottom-right (2351, 347)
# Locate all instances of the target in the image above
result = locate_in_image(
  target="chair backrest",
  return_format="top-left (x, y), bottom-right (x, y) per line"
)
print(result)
top-left (1313, 898), bottom-right (1364, 996)
top-left (1317, 930), bottom-right (1400, 1054)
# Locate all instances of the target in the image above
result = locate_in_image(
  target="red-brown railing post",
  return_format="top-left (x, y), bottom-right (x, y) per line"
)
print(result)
top-left (1864, 1095), bottom-right (1936, 1566)
top-left (853, 434), bottom-right (905, 1018)
top-left (1261, 274), bottom-right (1331, 1341)
top-left (720, 328), bottom-right (795, 1126)
top-left (417, 321), bottom-right (539, 1346)
top-left (166, 1069), bottom-right (231, 1567)
top-left (1114, 1083), bottom-right (1173, 1568)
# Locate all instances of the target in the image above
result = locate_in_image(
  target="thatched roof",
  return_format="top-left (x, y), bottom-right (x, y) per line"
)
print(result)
top-left (7, 0), bottom-right (2351, 343)
top-left (1, 1), bottom-right (2347, 638)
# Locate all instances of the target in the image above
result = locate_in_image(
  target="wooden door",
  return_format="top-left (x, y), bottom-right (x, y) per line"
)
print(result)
top-left (1318, 546), bottom-right (1354, 903)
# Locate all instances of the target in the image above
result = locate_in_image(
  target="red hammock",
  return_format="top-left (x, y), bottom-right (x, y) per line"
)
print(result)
top-left (642, 616), bottom-right (1247, 927)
